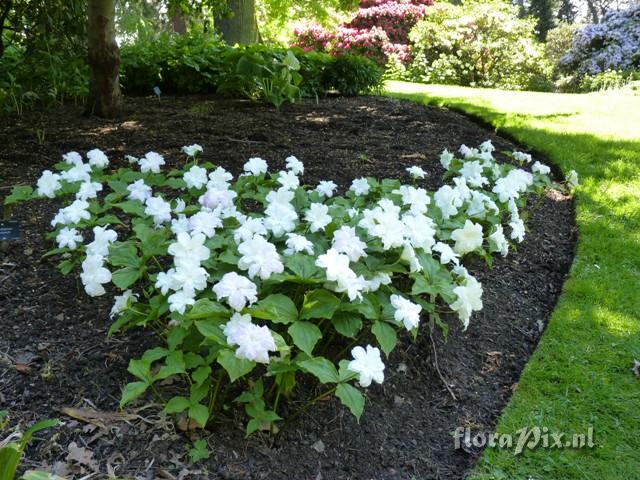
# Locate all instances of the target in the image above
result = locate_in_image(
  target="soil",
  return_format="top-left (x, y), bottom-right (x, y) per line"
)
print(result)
top-left (0, 95), bottom-right (577, 479)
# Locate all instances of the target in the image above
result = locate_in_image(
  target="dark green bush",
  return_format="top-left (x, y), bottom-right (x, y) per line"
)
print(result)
top-left (321, 54), bottom-right (384, 96)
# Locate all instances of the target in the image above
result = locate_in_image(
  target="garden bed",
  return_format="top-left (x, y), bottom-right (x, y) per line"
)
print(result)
top-left (0, 95), bottom-right (576, 479)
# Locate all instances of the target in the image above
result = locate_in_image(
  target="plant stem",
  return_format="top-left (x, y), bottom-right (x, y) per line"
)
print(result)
top-left (208, 369), bottom-right (224, 415)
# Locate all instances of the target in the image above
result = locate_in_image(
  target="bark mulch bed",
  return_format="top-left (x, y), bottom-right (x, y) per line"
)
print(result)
top-left (0, 95), bottom-right (577, 479)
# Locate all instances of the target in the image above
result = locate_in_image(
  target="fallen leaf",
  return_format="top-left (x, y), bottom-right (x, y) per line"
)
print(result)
top-left (66, 442), bottom-right (99, 472)
top-left (60, 407), bottom-right (137, 429)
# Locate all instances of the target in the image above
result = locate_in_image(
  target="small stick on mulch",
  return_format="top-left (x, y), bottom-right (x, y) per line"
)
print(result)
top-left (429, 320), bottom-right (458, 402)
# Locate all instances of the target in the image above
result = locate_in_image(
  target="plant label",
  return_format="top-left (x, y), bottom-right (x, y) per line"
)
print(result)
top-left (0, 220), bottom-right (20, 241)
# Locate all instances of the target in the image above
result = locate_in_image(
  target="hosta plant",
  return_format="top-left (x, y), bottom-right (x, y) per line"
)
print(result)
top-left (5, 141), bottom-right (575, 435)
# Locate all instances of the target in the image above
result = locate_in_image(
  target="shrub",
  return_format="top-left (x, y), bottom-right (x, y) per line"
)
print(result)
top-left (545, 22), bottom-right (581, 77)
top-left (578, 69), bottom-right (637, 92)
top-left (322, 54), bottom-right (384, 95)
top-left (408, 0), bottom-right (550, 90)
top-left (292, 0), bottom-right (433, 66)
top-left (560, 4), bottom-right (640, 76)
top-left (6, 140), bottom-right (571, 434)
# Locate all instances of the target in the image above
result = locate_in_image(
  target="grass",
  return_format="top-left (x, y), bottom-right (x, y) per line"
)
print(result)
top-left (385, 81), bottom-right (640, 480)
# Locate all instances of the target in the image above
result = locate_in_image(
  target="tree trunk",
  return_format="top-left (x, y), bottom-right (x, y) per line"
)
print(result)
top-left (171, 14), bottom-right (188, 34)
top-left (0, 0), bottom-right (13, 60)
top-left (586, 0), bottom-right (600, 23)
top-left (86, 0), bottom-right (121, 117)
top-left (217, 0), bottom-right (260, 45)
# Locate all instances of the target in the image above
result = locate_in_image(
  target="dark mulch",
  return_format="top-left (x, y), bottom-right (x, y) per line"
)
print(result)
top-left (0, 95), bottom-right (577, 479)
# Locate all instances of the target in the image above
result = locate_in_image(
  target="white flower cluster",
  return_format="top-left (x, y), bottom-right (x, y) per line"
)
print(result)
top-left (29, 140), bottom-right (558, 406)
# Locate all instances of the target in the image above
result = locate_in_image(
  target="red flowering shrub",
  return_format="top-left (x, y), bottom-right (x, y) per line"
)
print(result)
top-left (292, 0), bottom-right (432, 65)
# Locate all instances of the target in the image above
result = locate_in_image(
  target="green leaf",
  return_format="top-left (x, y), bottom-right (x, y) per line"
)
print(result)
top-left (195, 320), bottom-right (227, 345)
top-left (4, 185), bottom-right (34, 205)
top-left (164, 396), bottom-right (190, 414)
top-left (120, 381), bottom-right (148, 407)
top-left (300, 290), bottom-right (340, 320)
top-left (187, 299), bottom-right (229, 319)
top-left (250, 294), bottom-right (298, 324)
top-left (127, 358), bottom-right (152, 382)
top-left (284, 254), bottom-right (319, 279)
top-left (332, 312), bottom-right (363, 339)
top-left (217, 349), bottom-right (255, 382)
top-left (112, 267), bottom-right (142, 290)
top-left (114, 200), bottom-right (146, 217)
top-left (189, 439), bottom-right (210, 462)
top-left (109, 242), bottom-right (141, 268)
top-left (155, 351), bottom-right (186, 380)
top-left (335, 383), bottom-right (365, 421)
top-left (372, 321), bottom-right (397, 357)
top-left (188, 403), bottom-right (209, 428)
top-left (0, 444), bottom-right (21, 480)
top-left (288, 321), bottom-right (322, 356)
top-left (341, 293), bottom-right (380, 320)
top-left (298, 357), bottom-right (339, 384)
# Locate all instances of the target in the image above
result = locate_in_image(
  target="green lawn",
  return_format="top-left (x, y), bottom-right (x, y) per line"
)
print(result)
top-left (385, 82), bottom-right (640, 480)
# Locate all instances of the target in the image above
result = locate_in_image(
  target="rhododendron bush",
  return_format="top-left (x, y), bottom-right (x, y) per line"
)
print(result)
top-left (6, 141), bottom-right (575, 433)
top-left (293, 0), bottom-right (433, 65)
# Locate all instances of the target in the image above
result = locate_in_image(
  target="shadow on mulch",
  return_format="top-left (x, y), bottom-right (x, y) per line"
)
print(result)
top-left (0, 95), bottom-right (576, 479)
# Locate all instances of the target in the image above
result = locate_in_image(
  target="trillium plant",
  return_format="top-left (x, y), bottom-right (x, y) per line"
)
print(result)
top-left (5, 141), bottom-right (575, 435)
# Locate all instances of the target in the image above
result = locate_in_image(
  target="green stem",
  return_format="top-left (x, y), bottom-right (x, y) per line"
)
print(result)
top-left (208, 369), bottom-right (224, 415)
top-left (277, 385), bottom-right (338, 438)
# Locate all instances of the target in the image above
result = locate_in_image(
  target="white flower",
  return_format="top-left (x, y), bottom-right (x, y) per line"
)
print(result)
top-left (171, 215), bottom-right (190, 236)
top-left (172, 265), bottom-right (209, 293)
top-left (168, 289), bottom-right (196, 314)
top-left (450, 276), bottom-right (483, 329)
top-left (348, 345), bottom-right (385, 388)
top-left (305, 203), bottom-right (332, 232)
top-left (63, 151), bottom-right (83, 166)
top-left (393, 185), bottom-right (430, 214)
top-left (452, 176), bottom-right (472, 202)
top-left (513, 151), bottom-right (532, 163)
top-left (61, 199), bottom-right (91, 225)
top-left (182, 144), bottom-right (203, 157)
top-left (266, 188), bottom-right (295, 205)
top-left (168, 232), bottom-right (210, 266)
top-left (440, 149), bottom-right (454, 170)
top-left (406, 165), bottom-right (427, 179)
top-left (127, 179), bottom-right (152, 203)
top-left (237, 235), bottom-right (284, 280)
top-left (402, 214), bottom-right (436, 251)
top-left (36, 170), bottom-right (62, 198)
top-left (277, 170), bottom-right (300, 190)
top-left (401, 242), bottom-right (422, 273)
top-left (450, 220), bottom-right (483, 255)
top-left (285, 155), bottom-right (304, 175)
top-left (460, 161), bottom-right (488, 188)
top-left (434, 185), bottom-right (463, 219)
top-left (80, 254), bottom-right (111, 297)
top-left (332, 226), bottom-right (367, 262)
top-left (492, 169), bottom-right (533, 203)
top-left (459, 144), bottom-right (475, 158)
top-left (207, 167), bottom-right (233, 190)
top-left (566, 170), bottom-right (579, 188)
top-left (466, 191), bottom-right (496, 218)
top-left (234, 217), bottom-right (267, 244)
top-left (231, 322), bottom-right (276, 364)
top-left (433, 242), bottom-right (460, 265)
top-left (183, 165), bottom-right (208, 189)
top-left (188, 210), bottom-right (222, 238)
top-left (284, 233), bottom-right (314, 256)
top-left (316, 180), bottom-right (337, 198)
top-left (350, 177), bottom-right (370, 196)
top-left (213, 272), bottom-right (258, 311)
top-left (56, 227), bottom-right (83, 250)
top-left (359, 200), bottom-right (405, 250)
top-left (61, 163), bottom-right (92, 183)
top-left (390, 294), bottom-right (422, 331)
top-left (87, 149), bottom-right (109, 168)
top-left (199, 188), bottom-right (237, 210)
top-left (489, 225), bottom-right (509, 257)
top-left (316, 248), bottom-right (351, 282)
top-left (223, 312), bottom-right (253, 345)
top-left (155, 269), bottom-right (179, 295)
top-left (110, 290), bottom-right (137, 319)
top-left (264, 202), bottom-right (298, 237)
top-left (363, 273), bottom-right (391, 292)
top-left (244, 157), bottom-right (268, 175)
top-left (145, 196), bottom-right (172, 226)
top-left (125, 155), bottom-right (138, 164)
top-left (76, 181), bottom-right (103, 201)
top-left (480, 140), bottom-right (495, 153)
top-left (139, 151), bottom-right (165, 173)
top-left (532, 161), bottom-right (550, 175)
top-left (86, 226), bottom-right (117, 256)
top-left (509, 217), bottom-right (525, 243)
top-left (173, 198), bottom-right (186, 213)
